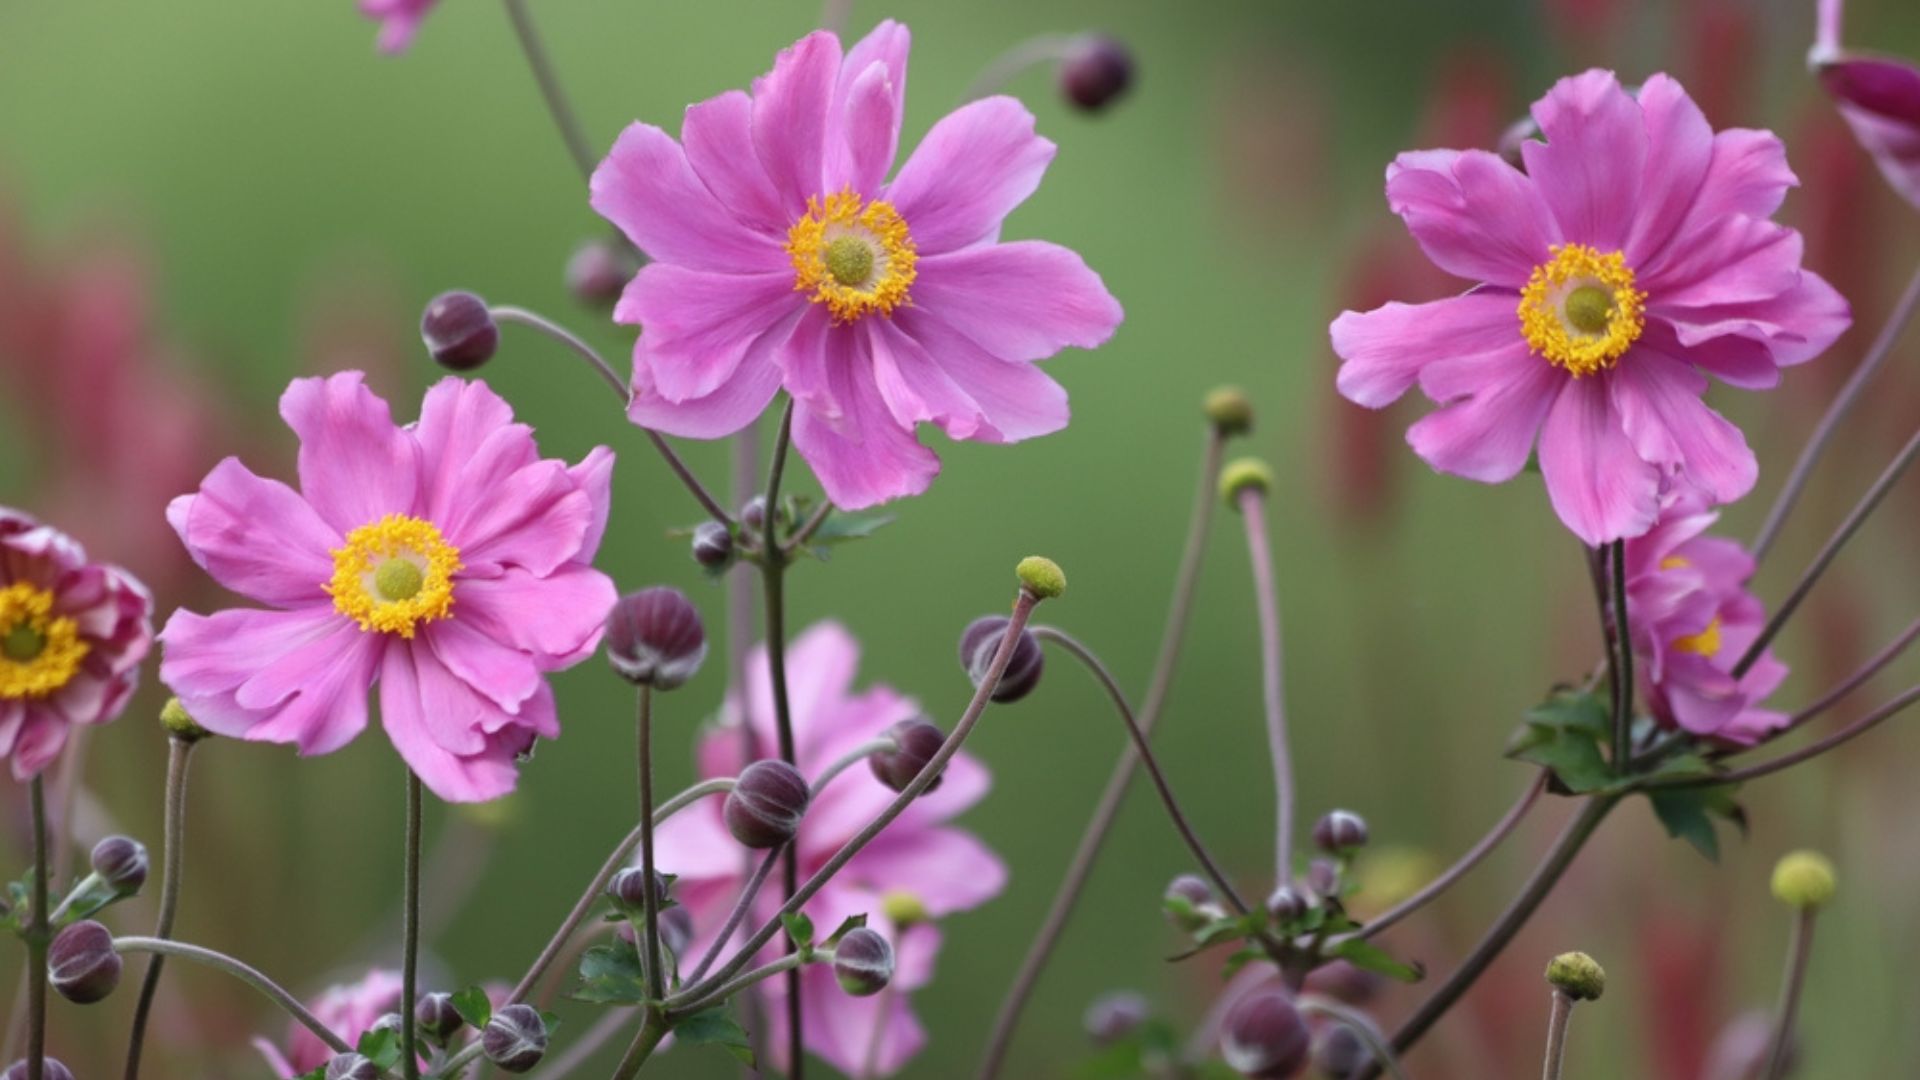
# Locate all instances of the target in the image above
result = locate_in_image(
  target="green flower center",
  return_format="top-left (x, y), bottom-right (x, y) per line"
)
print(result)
top-left (824, 236), bottom-right (875, 287)
top-left (374, 557), bottom-right (426, 603)
top-left (2, 622), bottom-right (45, 662)
top-left (1563, 285), bottom-right (1614, 335)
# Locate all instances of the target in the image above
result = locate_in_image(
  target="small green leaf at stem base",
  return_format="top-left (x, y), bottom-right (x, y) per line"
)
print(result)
top-left (676, 1006), bottom-right (756, 1065)
top-left (572, 941), bottom-right (650, 1005)
top-left (824, 913), bottom-right (868, 947)
top-left (1326, 938), bottom-right (1425, 983)
top-left (1648, 785), bottom-right (1746, 862)
top-left (781, 911), bottom-right (816, 953)
top-left (450, 984), bottom-right (493, 1030)
top-left (356, 1025), bottom-right (405, 1069)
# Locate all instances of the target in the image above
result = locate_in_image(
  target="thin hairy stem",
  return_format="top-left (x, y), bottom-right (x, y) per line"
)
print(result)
top-left (1238, 490), bottom-right (1296, 880)
top-left (607, 1008), bottom-right (670, 1080)
top-left (1610, 541), bottom-right (1633, 765)
top-left (1654, 681), bottom-right (1920, 788)
top-left (959, 34), bottom-right (1075, 101)
top-left (1540, 990), bottom-right (1576, 1080)
top-left (811, 737), bottom-right (899, 795)
top-left (1762, 909), bottom-right (1816, 1080)
top-left (112, 938), bottom-right (357, 1058)
top-left (781, 502), bottom-right (835, 559)
top-left (1752, 261), bottom-right (1920, 561)
top-left (636, 687), bottom-right (666, 1002)
top-left (402, 771), bottom-right (423, 1079)
top-left (758, 398), bottom-right (805, 1079)
top-left (535, 1008), bottom-right (628, 1078)
top-left (1298, 996), bottom-right (1406, 1080)
top-left (123, 737), bottom-right (198, 1080)
top-left (667, 953), bottom-right (807, 1017)
top-left (684, 849), bottom-right (785, 987)
top-left (500, 0), bottom-right (598, 178)
top-left (26, 777), bottom-right (48, 1080)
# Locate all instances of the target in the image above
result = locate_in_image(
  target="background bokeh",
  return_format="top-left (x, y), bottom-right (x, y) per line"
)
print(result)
top-left (4, 0), bottom-right (1920, 1076)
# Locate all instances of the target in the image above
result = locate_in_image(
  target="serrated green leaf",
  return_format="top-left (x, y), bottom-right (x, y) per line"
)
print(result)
top-left (571, 942), bottom-right (650, 1005)
top-left (450, 984), bottom-right (493, 1029)
top-left (675, 1007), bottom-right (756, 1065)
top-left (1648, 785), bottom-right (1744, 862)
top-left (1508, 724), bottom-right (1613, 793)
top-left (1526, 689), bottom-right (1611, 738)
top-left (781, 912), bottom-right (815, 952)
top-left (1327, 938), bottom-right (1424, 983)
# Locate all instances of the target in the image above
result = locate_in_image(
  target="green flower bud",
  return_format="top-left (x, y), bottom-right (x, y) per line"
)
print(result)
top-left (1016, 556), bottom-right (1066, 600)
top-left (1545, 951), bottom-right (1606, 1001)
top-left (1204, 386), bottom-right (1254, 436)
top-left (1219, 458), bottom-right (1274, 507)
top-left (1770, 850), bottom-right (1836, 911)
top-left (159, 697), bottom-right (210, 743)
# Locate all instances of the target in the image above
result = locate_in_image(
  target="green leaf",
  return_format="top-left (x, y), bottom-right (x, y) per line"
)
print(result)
top-left (824, 913), bottom-right (868, 947)
top-left (356, 1025), bottom-right (403, 1069)
top-left (781, 912), bottom-right (815, 952)
top-left (1526, 689), bottom-right (1611, 738)
top-left (1326, 938), bottom-right (1424, 983)
top-left (450, 984), bottom-right (493, 1029)
top-left (296, 1068), bottom-right (327, 1080)
top-left (571, 942), bottom-right (650, 1005)
top-left (675, 1007), bottom-right (756, 1065)
top-left (800, 509), bottom-right (895, 560)
top-left (1507, 724), bottom-right (1613, 793)
top-left (1648, 785), bottom-right (1745, 862)
top-left (52, 875), bottom-right (127, 929)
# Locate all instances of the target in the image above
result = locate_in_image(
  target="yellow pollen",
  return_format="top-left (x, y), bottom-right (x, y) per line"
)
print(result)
top-left (327, 515), bottom-right (462, 638)
top-left (1518, 244), bottom-right (1646, 377)
top-left (1672, 616), bottom-right (1723, 658)
top-left (0, 582), bottom-right (89, 700)
top-left (786, 187), bottom-right (917, 323)
top-left (1659, 556), bottom-right (1691, 571)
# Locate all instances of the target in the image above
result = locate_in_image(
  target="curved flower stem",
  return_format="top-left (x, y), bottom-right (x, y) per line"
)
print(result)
top-left (781, 503), bottom-right (835, 560)
top-left (680, 590), bottom-right (1042, 1004)
top-left (757, 398), bottom-right (805, 1079)
top-left (1347, 770), bottom-right (1548, 943)
top-left (1777, 614), bottom-right (1920, 736)
top-left (1297, 996), bottom-right (1406, 1080)
top-left (500, 0), bottom-right (597, 179)
top-left (810, 737), bottom-right (898, 795)
top-left (974, 428), bottom-right (1222, 1080)
top-left (1540, 990), bottom-right (1576, 1080)
top-left (1609, 541), bottom-right (1633, 766)
top-left (683, 849), bottom-right (784, 987)
top-left (432, 1039), bottom-right (488, 1077)
top-left (1762, 909), bottom-right (1817, 1080)
top-left (111, 938), bottom-right (358, 1059)
top-left (959, 34), bottom-right (1074, 101)
top-left (607, 1008), bottom-right (670, 1080)
top-left (1238, 489), bottom-right (1296, 881)
top-left (507, 779), bottom-right (734, 1005)
top-left (123, 736), bottom-right (198, 1080)
top-left (1353, 795), bottom-right (1620, 1080)
top-left (402, 770), bottom-right (423, 1080)
top-left (1752, 261), bottom-right (1920, 562)
top-left (532, 1008), bottom-right (628, 1079)
top-left (665, 953), bottom-right (808, 1017)
top-left (1028, 627), bottom-right (1251, 916)
top-left (1734, 420), bottom-right (1920, 679)
top-left (1649, 681), bottom-right (1920, 789)
top-left (25, 777), bottom-right (49, 1080)
top-left (635, 687), bottom-right (665, 1002)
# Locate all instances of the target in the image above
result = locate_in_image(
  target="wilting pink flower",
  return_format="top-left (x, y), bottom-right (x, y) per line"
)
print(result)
top-left (160, 372), bottom-right (615, 802)
top-left (253, 969), bottom-right (401, 1077)
top-left (591, 21), bottom-right (1124, 509)
top-left (1332, 70), bottom-right (1849, 545)
top-left (359, 0), bottom-right (439, 54)
top-left (0, 511), bottom-right (152, 780)
top-left (654, 622), bottom-right (1005, 1076)
top-left (1625, 492), bottom-right (1788, 745)
top-left (1812, 0), bottom-right (1920, 209)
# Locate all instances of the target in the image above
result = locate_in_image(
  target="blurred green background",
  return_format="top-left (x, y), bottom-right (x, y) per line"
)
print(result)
top-left (4, 0), bottom-right (1920, 1076)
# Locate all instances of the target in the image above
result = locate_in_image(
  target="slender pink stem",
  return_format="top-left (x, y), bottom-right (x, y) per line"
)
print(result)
top-left (1239, 490), bottom-right (1295, 879)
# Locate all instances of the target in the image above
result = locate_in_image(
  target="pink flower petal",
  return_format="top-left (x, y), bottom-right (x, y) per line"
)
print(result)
top-left (627, 310), bottom-right (801, 439)
top-left (683, 90), bottom-right (787, 235)
top-left (242, 624), bottom-right (385, 755)
top-left (1332, 291), bottom-right (1520, 409)
top-left (614, 263), bottom-right (802, 402)
top-left (1385, 149), bottom-right (1558, 287)
top-left (455, 564), bottom-right (614, 666)
top-left (828, 20), bottom-right (911, 198)
top-left (751, 31), bottom-right (842, 218)
top-left (1643, 215), bottom-right (1803, 310)
top-left (590, 122), bottom-right (787, 273)
top-left (426, 617), bottom-right (542, 715)
top-left (413, 377), bottom-right (535, 526)
top-left (1624, 74), bottom-right (1714, 267)
top-left (1821, 56), bottom-right (1920, 209)
top-left (1537, 375), bottom-right (1662, 545)
top-left (797, 929), bottom-right (934, 1078)
top-left (907, 241), bottom-right (1122, 363)
top-left (845, 826), bottom-right (1007, 918)
top-left (1522, 69), bottom-right (1647, 252)
top-left (444, 461), bottom-right (590, 576)
top-left (790, 338), bottom-right (941, 509)
top-left (1405, 346), bottom-right (1563, 483)
top-left (170, 457), bottom-right (338, 607)
top-left (831, 60), bottom-right (901, 200)
top-left (1678, 128), bottom-right (1798, 232)
top-left (1640, 318), bottom-right (1780, 390)
top-left (1609, 349), bottom-right (1757, 506)
top-left (1658, 270), bottom-right (1850, 369)
top-left (379, 644), bottom-right (529, 802)
top-left (569, 446), bottom-right (615, 561)
top-left (160, 606), bottom-right (378, 753)
top-left (885, 97), bottom-right (1056, 255)
top-left (887, 311), bottom-right (1071, 442)
top-left (280, 372), bottom-right (420, 534)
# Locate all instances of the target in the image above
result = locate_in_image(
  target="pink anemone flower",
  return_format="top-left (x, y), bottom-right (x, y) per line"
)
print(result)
top-left (1332, 70), bottom-right (1849, 546)
top-left (590, 21), bottom-right (1124, 510)
top-left (0, 510), bottom-right (152, 781)
top-left (1812, 0), bottom-right (1920, 209)
top-left (160, 372), bottom-right (616, 802)
top-left (359, 0), bottom-right (439, 54)
top-left (1625, 492), bottom-right (1788, 746)
top-left (253, 969), bottom-right (402, 1077)
top-left (653, 621), bottom-right (1005, 1076)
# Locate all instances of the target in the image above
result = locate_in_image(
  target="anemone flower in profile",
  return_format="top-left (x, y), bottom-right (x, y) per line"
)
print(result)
top-left (1332, 70), bottom-right (1849, 546)
top-left (653, 621), bottom-right (1005, 1076)
top-left (160, 372), bottom-right (615, 802)
top-left (359, 0), bottom-right (439, 55)
top-left (1811, 0), bottom-right (1920, 209)
top-left (591, 20), bottom-right (1124, 510)
top-left (253, 969), bottom-right (403, 1078)
top-left (0, 510), bottom-right (152, 781)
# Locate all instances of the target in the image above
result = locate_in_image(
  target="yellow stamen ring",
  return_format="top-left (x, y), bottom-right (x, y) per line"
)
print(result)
top-left (327, 514), bottom-right (462, 638)
top-left (1518, 244), bottom-right (1646, 377)
top-left (787, 187), bottom-right (917, 323)
top-left (0, 582), bottom-right (89, 700)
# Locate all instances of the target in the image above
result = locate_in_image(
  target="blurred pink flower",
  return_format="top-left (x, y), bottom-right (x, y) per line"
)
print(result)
top-left (654, 621), bottom-right (1005, 1077)
top-left (252, 969), bottom-right (401, 1077)
top-left (1332, 70), bottom-right (1850, 546)
top-left (1625, 492), bottom-right (1788, 745)
top-left (1813, 0), bottom-right (1920, 209)
top-left (359, 0), bottom-right (439, 55)
top-left (590, 21), bottom-right (1123, 509)
top-left (160, 373), bottom-right (616, 802)
top-left (0, 510), bottom-right (153, 780)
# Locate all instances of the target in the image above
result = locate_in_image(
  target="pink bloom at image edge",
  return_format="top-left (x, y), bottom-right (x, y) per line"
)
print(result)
top-left (1625, 492), bottom-right (1788, 746)
top-left (654, 622), bottom-right (1007, 1077)
top-left (160, 372), bottom-right (617, 802)
top-left (1332, 69), bottom-right (1850, 546)
top-left (591, 20), bottom-right (1125, 510)
top-left (1813, 0), bottom-right (1920, 208)
top-left (254, 969), bottom-right (402, 1077)
top-left (0, 511), bottom-right (153, 780)
top-left (360, 0), bottom-right (439, 54)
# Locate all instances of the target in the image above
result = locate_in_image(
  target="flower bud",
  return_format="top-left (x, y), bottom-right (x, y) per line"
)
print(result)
top-left (565, 238), bottom-right (640, 308)
top-left (421, 291), bottom-right (499, 371)
top-left (1264, 884), bottom-right (1309, 924)
top-left (1306, 858), bottom-right (1341, 901)
top-left (869, 717), bottom-right (948, 793)
top-left (1303, 960), bottom-right (1382, 1007)
top-left (1016, 555), bottom-right (1066, 599)
top-left (1166, 874), bottom-right (1221, 931)
top-left (724, 760), bottom-right (810, 848)
top-left (1058, 33), bottom-right (1134, 112)
top-left (1220, 458), bottom-right (1274, 507)
top-left (482, 1004), bottom-right (550, 1073)
top-left (660, 905), bottom-right (695, 957)
top-left (368, 1012), bottom-right (405, 1041)
top-left (159, 696), bottom-right (210, 742)
top-left (326, 1053), bottom-right (382, 1080)
top-left (740, 496), bottom-right (768, 533)
top-left (1545, 951), bottom-right (1606, 1001)
top-left (607, 867), bottom-right (669, 915)
top-left (1771, 850), bottom-right (1836, 911)
top-left (959, 616), bottom-right (1044, 703)
top-left (1313, 810), bottom-right (1369, 856)
top-left (691, 520), bottom-right (734, 570)
top-left (91, 835), bottom-right (150, 894)
top-left (1221, 989), bottom-right (1310, 1078)
top-left (416, 991), bottom-right (464, 1044)
top-left (1204, 386), bottom-right (1254, 436)
top-left (1311, 1018), bottom-right (1384, 1080)
top-left (1084, 991), bottom-right (1150, 1046)
top-left (605, 587), bottom-right (707, 690)
top-left (2, 1060), bottom-right (74, 1080)
top-left (832, 927), bottom-right (894, 997)
top-left (48, 919), bottom-right (121, 1004)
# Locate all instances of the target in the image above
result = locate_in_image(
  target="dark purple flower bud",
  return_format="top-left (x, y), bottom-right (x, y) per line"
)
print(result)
top-left (607, 867), bottom-right (669, 915)
top-left (421, 291), bottom-right (498, 371)
top-left (416, 991), bottom-right (465, 1044)
top-left (605, 587), bottom-right (707, 690)
top-left (1058, 33), bottom-right (1134, 112)
top-left (1265, 885), bottom-right (1309, 924)
top-left (1166, 874), bottom-right (1220, 931)
top-left (1311, 1020), bottom-right (1381, 1080)
top-left (691, 520), bottom-right (734, 569)
top-left (482, 1004), bottom-right (549, 1073)
top-left (660, 905), bottom-right (695, 957)
top-left (958, 616), bottom-right (1044, 703)
top-left (2, 1059), bottom-right (74, 1080)
top-left (1313, 810), bottom-right (1369, 856)
top-left (832, 927), bottom-right (894, 997)
top-left (1306, 859), bottom-right (1341, 900)
top-left (565, 238), bottom-right (641, 308)
top-left (48, 919), bottom-right (121, 1004)
top-left (326, 1053), bottom-right (383, 1080)
top-left (868, 717), bottom-right (947, 794)
top-left (1221, 989), bottom-right (1310, 1079)
top-left (1303, 959), bottom-right (1382, 1007)
top-left (740, 496), bottom-right (768, 533)
top-left (91, 835), bottom-right (149, 894)
top-left (1084, 991), bottom-right (1150, 1046)
top-left (368, 1012), bottom-right (405, 1041)
top-left (724, 760), bottom-right (809, 848)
